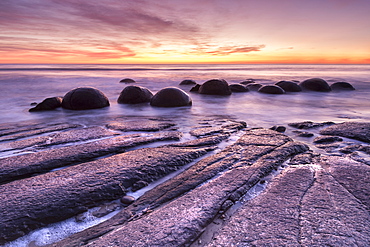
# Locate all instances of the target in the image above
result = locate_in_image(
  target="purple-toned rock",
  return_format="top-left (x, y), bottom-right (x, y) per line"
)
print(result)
top-left (179, 80), bottom-right (197, 85)
top-left (199, 79), bottom-right (231, 95)
top-left (300, 78), bottom-right (331, 92)
top-left (190, 84), bottom-right (201, 92)
top-left (240, 79), bottom-right (255, 85)
top-left (246, 83), bottom-right (263, 91)
top-left (62, 87), bottom-right (110, 110)
top-left (120, 78), bottom-right (135, 83)
top-left (117, 85), bottom-right (153, 104)
top-left (275, 81), bottom-right (302, 92)
top-left (229, 84), bottom-right (249, 92)
top-left (150, 87), bottom-right (192, 107)
top-left (29, 97), bottom-right (63, 112)
top-left (331, 82), bottom-right (355, 91)
top-left (120, 195), bottom-right (135, 205)
top-left (258, 85), bottom-right (285, 94)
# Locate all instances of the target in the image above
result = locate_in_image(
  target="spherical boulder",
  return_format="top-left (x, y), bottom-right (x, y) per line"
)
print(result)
top-left (62, 87), bottom-right (110, 110)
top-left (120, 78), bottom-right (135, 83)
top-left (150, 87), bottom-right (192, 107)
top-left (199, 79), bottom-right (231, 95)
top-left (29, 96), bottom-right (63, 112)
top-left (258, 85), bottom-right (285, 94)
top-left (240, 79), bottom-right (256, 85)
top-left (117, 85), bottom-right (153, 104)
top-left (190, 84), bottom-right (201, 92)
top-left (275, 81), bottom-right (302, 92)
top-left (179, 79), bottom-right (197, 85)
top-left (246, 83), bottom-right (263, 91)
top-left (330, 82), bottom-right (355, 91)
top-left (300, 78), bottom-right (331, 92)
top-left (229, 84), bottom-right (249, 92)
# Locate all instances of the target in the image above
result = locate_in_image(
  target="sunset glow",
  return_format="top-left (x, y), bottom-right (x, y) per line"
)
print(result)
top-left (1, 0), bottom-right (369, 64)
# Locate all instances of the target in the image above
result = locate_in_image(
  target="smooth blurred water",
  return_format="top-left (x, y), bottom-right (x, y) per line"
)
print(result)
top-left (1, 64), bottom-right (369, 128)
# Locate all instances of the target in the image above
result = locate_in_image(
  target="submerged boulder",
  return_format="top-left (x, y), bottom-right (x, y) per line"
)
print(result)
top-left (150, 87), bottom-right (192, 107)
top-left (246, 83), bottom-right (263, 91)
top-left (229, 84), bottom-right (249, 92)
top-left (62, 87), bottom-right (110, 110)
top-left (117, 86), bottom-right (153, 104)
top-left (179, 80), bottom-right (197, 85)
top-left (300, 78), bottom-right (331, 92)
top-left (199, 79), bottom-right (232, 95)
top-left (258, 85), bottom-right (285, 94)
top-left (29, 97), bottom-right (63, 112)
top-left (190, 84), bottom-right (201, 92)
top-left (275, 81), bottom-right (302, 92)
top-left (120, 78), bottom-right (135, 83)
top-left (240, 79), bottom-right (256, 85)
top-left (330, 82), bottom-right (355, 91)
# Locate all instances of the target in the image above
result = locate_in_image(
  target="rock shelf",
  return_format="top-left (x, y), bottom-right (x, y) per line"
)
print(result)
top-left (0, 119), bottom-right (369, 246)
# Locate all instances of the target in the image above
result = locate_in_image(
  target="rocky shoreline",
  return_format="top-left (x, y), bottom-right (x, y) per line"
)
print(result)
top-left (0, 118), bottom-right (369, 246)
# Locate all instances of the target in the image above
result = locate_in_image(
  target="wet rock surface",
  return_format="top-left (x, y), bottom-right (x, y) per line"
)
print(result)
top-left (319, 121), bottom-right (370, 143)
top-left (275, 80), bottom-right (302, 92)
top-left (117, 85), bottom-right (153, 104)
top-left (62, 87), bottom-right (110, 110)
top-left (29, 96), bottom-right (63, 112)
top-left (1, 119), bottom-right (369, 246)
top-left (150, 87), bottom-right (192, 107)
top-left (300, 78), bottom-right (331, 92)
top-left (207, 157), bottom-right (370, 246)
top-left (258, 85), bottom-right (285, 94)
top-left (199, 79), bottom-right (232, 95)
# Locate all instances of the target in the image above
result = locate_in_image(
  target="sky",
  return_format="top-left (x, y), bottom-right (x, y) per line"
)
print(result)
top-left (0, 0), bottom-right (369, 64)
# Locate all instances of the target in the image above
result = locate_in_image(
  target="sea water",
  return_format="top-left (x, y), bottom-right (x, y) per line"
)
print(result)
top-left (1, 64), bottom-right (370, 128)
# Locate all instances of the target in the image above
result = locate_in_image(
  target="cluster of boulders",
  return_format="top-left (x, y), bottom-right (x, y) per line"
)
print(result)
top-left (29, 77), bottom-right (355, 112)
top-left (187, 77), bottom-right (355, 95)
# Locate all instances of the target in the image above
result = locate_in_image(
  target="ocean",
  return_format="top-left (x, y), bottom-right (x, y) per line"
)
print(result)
top-left (1, 64), bottom-right (369, 129)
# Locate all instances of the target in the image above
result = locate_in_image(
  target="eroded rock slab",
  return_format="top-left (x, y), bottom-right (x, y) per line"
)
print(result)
top-left (0, 131), bottom-right (182, 184)
top-left (207, 156), bottom-right (370, 247)
top-left (50, 129), bottom-right (308, 247)
top-left (106, 119), bottom-right (176, 132)
top-left (0, 123), bottom-right (81, 142)
top-left (0, 145), bottom-right (209, 244)
top-left (189, 120), bottom-right (246, 137)
top-left (288, 121), bottom-right (335, 129)
top-left (3, 126), bottom-right (118, 151)
top-left (320, 122), bottom-right (370, 143)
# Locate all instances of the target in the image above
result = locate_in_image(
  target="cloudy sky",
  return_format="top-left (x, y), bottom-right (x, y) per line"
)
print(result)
top-left (1, 0), bottom-right (369, 64)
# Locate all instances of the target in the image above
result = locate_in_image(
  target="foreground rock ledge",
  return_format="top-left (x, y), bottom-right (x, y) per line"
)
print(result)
top-left (50, 129), bottom-right (309, 247)
top-left (0, 145), bottom-right (209, 244)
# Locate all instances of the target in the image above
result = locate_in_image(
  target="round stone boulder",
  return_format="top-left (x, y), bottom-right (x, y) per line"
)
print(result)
top-left (29, 96), bottom-right (63, 112)
top-left (275, 81), bottom-right (302, 92)
top-left (240, 79), bottom-right (256, 85)
top-left (190, 84), bottom-right (201, 92)
top-left (246, 83), bottom-right (263, 91)
top-left (300, 78), bottom-right (331, 92)
top-left (120, 78), bottom-right (135, 83)
top-left (258, 85), bottom-right (285, 94)
top-left (229, 84), bottom-right (249, 92)
top-left (62, 87), bottom-right (110, 110)
top-left (330, 82), bottom-right (355, 91)
top-left (150, 87), bottom-right (192, 107)
top-left (117, 85), bottom-right (153, 104)
top-left (199, 79), bottom-right (232, 95)
top-left (179, 79), bottom-right (197, 85)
